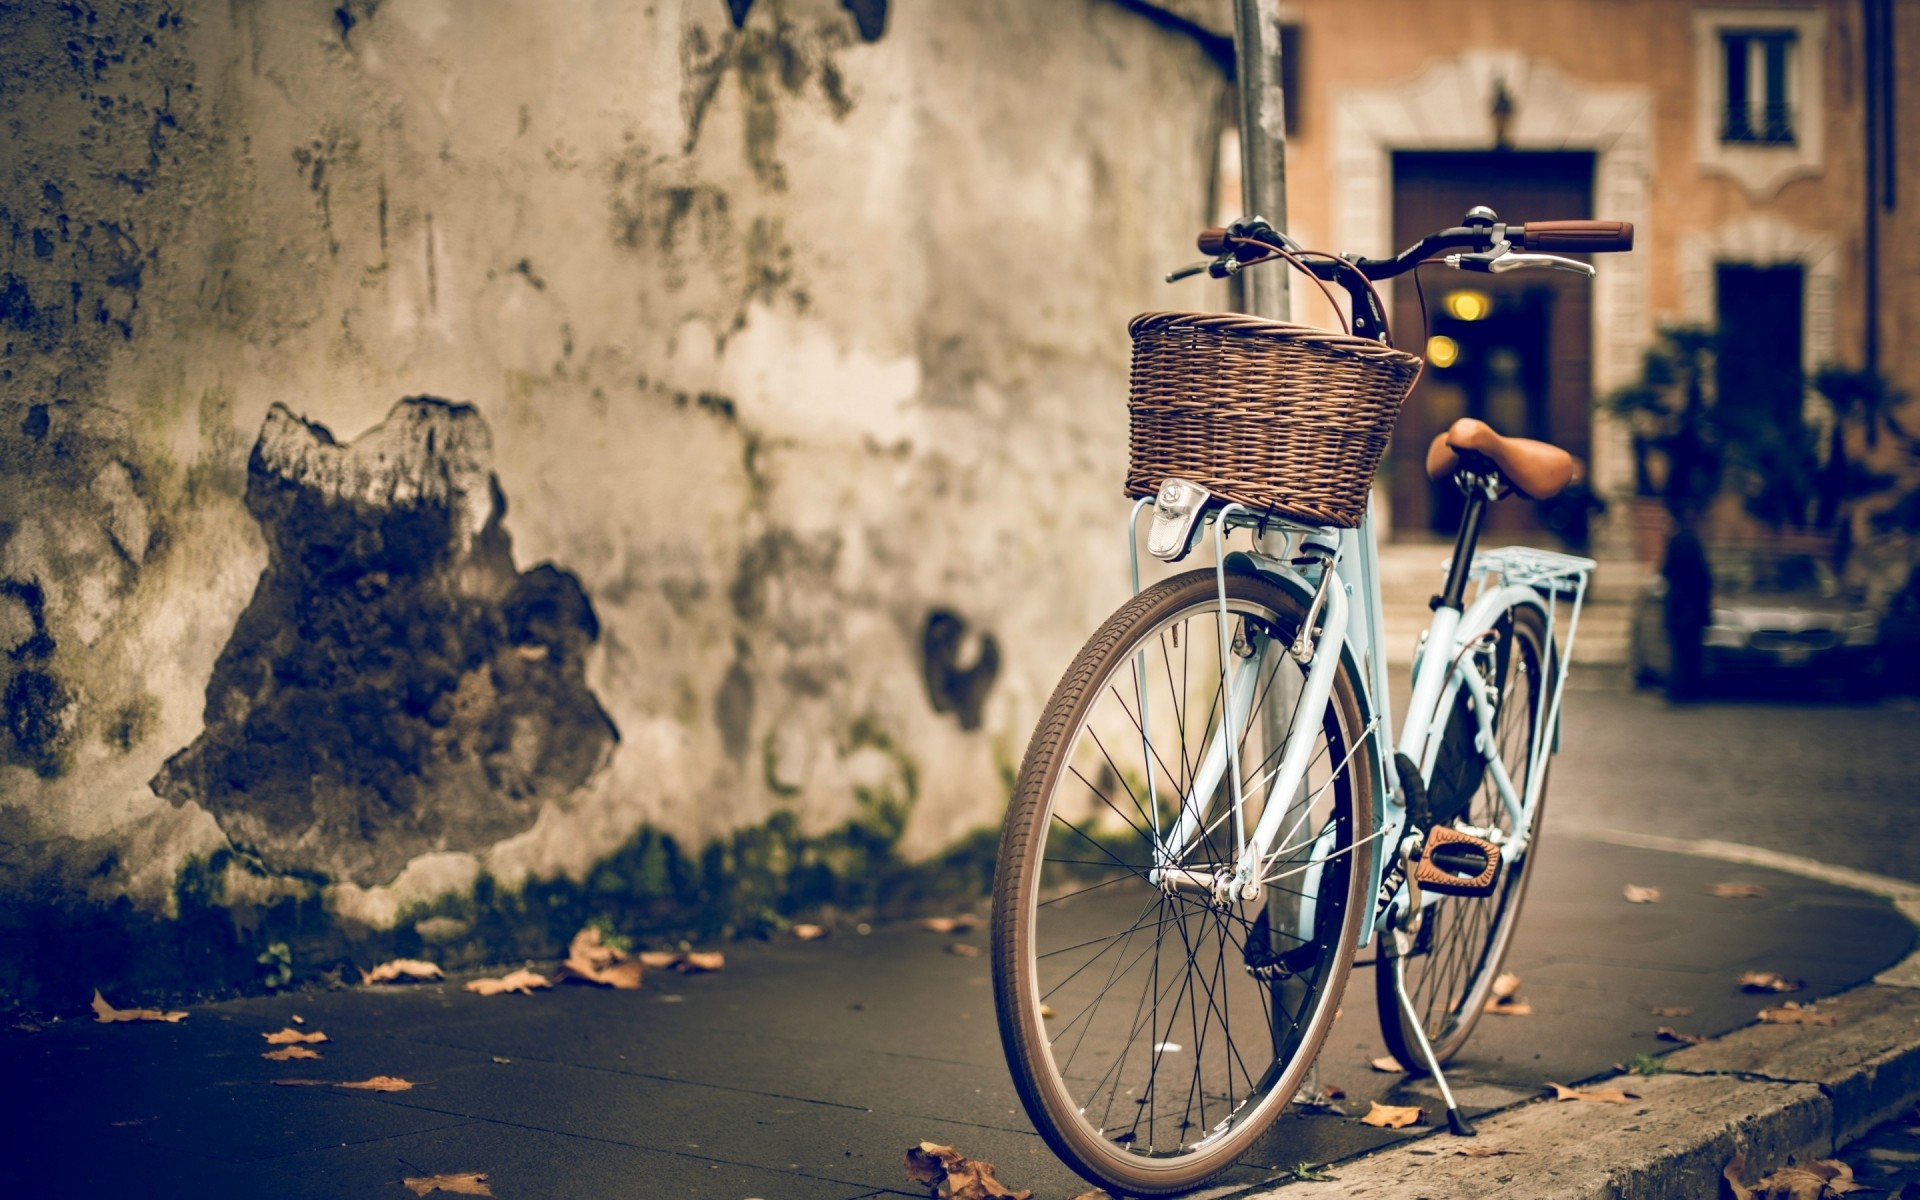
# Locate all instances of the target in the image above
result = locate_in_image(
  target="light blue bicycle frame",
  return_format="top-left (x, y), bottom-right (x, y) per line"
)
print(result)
top-left (1128, 495), bottom-right (1594, 950)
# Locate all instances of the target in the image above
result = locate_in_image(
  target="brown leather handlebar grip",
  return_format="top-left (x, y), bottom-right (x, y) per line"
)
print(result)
top-left (1510, 220), bottom-right (1634, 252)
top-left (1198, 227), bottom-right (1232, 255)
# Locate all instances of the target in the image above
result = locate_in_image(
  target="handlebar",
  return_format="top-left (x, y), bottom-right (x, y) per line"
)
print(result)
top-left (1190, 212), bottom-right (1633, 282)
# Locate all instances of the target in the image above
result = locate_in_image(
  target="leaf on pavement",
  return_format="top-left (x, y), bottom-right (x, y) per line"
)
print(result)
top-left (1740, 971), bottom-right (1803, 994)
top-left (675, 951), bottom-right (725, 973)
top-left (361, 959), bottom-right (444, 985)
top-left (792, 923), bottom-right (828, 940)
top-left (1623, 884), bottom-right (1662, 903)
top-left (262, 1045), bottom-right (322, 1061)
top-left (1710, 882), bottom-right (1767, 899)
top-left (559, 926), bottom-right (644, 989)
top-left (1727, 1154), bottom-right (1871, 1199)
top-left (918, 915), bottom-right (981, 934)
top-left (269, 1078), bottom-right (327, 1087)
top-left (1370, 1055), bottom-right (1406, 1073)
top-left (263, 1027), bottom-right (329, 1044)
top-left (1070, 1192), bottom-right (1113, 1200)
top-left (1455, 1146), bottom-right (1519, 1158)
top-left (946, 943), bottom-right (982, 959)
top-left (1655, 1027), bottom-right (1708, 1045)
top-left (1759, 1001), bottom-right (1837, 1027)
top-left (402, 1172), bottom-right (492, 1196)
top-left (91, 990), bottom-right (186, 1024)
top-left (337, 1075), bottom-right (414, 1092)
top-left (904, 1141), bottom-right (1033, 1199)
top-left (1483, 971), bottom-right (1532, 1015)
top-left (1651, 1005), bottom-right (1695, 1017)
top-left (1359, 1101), bottom-right (1425, 1129)
top-left (1547, 1082), bottom-right (1638, 1104)
top-left (464, 969), bottom-right (552, 997)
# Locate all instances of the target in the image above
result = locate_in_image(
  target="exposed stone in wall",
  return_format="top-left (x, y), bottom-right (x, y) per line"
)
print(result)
top-left (151, 399), bottom-right (618, 884)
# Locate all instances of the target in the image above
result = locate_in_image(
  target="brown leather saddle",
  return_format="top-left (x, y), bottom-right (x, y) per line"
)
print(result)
top-left (1423, 417), bottom-right (1575, 500)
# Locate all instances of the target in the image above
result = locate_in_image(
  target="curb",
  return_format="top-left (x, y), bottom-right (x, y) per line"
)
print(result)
top-left (1237, 973), bottom-right (1920, 1198)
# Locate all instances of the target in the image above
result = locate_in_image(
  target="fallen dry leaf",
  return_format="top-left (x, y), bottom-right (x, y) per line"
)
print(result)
top-left (1484, 997), bottom-right (1533, 1016)
top-left (1359, 1101), bottom-right (1425, 1129)
top-left (263, 1027), bottom-right (329, 1045)
top-left (337, 1075), bottom-right (414, 1092)
top-left (1039, 1004), bottom-right (1055, 1019)
top-left (1623, 884), bottom-right (1662, 903)
top-left (904, 1141), bottom-right (1033, 1199)
top-left (362, 959), bottom-right (444, 985)
top-left (1759, 1001), bottom-right (1837, 1027)
top-left (1069, 1192), bottom-right (1113, 1200)
top-left (1727, 1153), bottom-right (1870, 1200)
top-left (676, 951), bottom-right (725, 973)
top-left (1455, 1146), bottom-right (1519, 1158)
top-left (269, 1078), bottom-right (327, 1087)
top-left (1490, 971), bottom-right (1522, 1001)
top-left (402, 1173), bottom-right (492, 1196)
top-left (636, 950), bottom-right (678, 969)
top-left (1740, 970), bottom-right (1804, 994)
top-left (1655, 1026), bottom-right (1708, 1046)
top-left (463, 968), bottom-right (552, 997)
top-left (1710, 882), bottom-right (1767, 899)
top-left (1547, 1082), bottom-right (1638, 1104)
top-left (1369, 1055), bottom-right (1406, 1073)
top-left (560, 927), bottom-right (644, 989)
top-left (793, 923), bottom-right (828, 940)
top-left (946, 943), bottom-right (982, 959)
top-left (491, 1056), bottom-right (511, 1065)
top-left (262, 1045), bottom-right (322, 1061)
top-left (289, 1014), bottom-right (305, 1024)
top-left (91, 990), bottom-right (186, 1024)
top-left (1651, 1005), bottom-right (1695, 1017)
top-left (918, 915), bottom-right (981, 934)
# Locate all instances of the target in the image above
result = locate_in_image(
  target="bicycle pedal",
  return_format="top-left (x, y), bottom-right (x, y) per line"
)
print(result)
top-left (1412, 826), bottom-right (1501, 897)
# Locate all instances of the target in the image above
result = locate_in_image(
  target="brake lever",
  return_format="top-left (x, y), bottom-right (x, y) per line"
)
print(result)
top-left (1445, 250), bottom-right (1595, 278)
top-left (1165, 257), bottom-right (1240, 283)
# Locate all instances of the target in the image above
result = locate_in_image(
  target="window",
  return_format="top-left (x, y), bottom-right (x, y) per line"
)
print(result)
top-left (1720, 30), bottom-right (1797, 145)
top-left (1693, 8), bottom-right (1825, 198)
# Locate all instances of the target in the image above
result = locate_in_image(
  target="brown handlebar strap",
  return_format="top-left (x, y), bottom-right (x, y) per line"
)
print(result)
top-left (1511, 220), bottom-right (1634, 252)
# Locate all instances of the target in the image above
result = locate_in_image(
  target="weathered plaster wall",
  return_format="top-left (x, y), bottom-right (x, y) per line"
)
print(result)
top-left (0, 0), bottom-right (1226, 1007)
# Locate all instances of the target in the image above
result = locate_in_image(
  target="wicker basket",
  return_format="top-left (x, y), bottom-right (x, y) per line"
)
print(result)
top-left (1126, 311), bottom-right (1424, 528)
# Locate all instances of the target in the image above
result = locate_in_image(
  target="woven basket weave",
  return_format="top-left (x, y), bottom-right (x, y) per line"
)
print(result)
top-left (1126, 311), bottom-right (1423, 528)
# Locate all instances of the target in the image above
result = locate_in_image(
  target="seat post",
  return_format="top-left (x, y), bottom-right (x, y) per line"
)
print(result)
top-left (1433, 471), bottom-right (1497, 612)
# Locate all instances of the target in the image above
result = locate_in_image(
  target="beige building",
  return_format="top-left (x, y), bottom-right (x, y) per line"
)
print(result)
top-left (1212, 0), bottom-right (1918, 550)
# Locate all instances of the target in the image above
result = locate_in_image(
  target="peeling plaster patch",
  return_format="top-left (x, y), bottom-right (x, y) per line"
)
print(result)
top-left (921, 609), bottom-right (1000, 732)
top-left (151, 398), bottom-right (618, 885)
top-left (841, 0), bottom-right (888, 41)
top-left (327, 851), bottom-right (482, 929)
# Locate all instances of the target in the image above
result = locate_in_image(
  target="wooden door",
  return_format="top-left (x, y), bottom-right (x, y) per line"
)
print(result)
top-left (1388, 151), bottom-right (1596, 541)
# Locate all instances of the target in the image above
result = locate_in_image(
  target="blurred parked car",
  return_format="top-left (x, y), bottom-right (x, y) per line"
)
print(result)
top-left (1629, 549), bottom-right (1885, 698)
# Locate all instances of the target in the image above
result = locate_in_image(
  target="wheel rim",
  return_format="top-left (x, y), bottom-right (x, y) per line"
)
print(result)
top-left (1397, 610), bottom-right (1544, 1056)
top-left (1015, 591), bottom-right (1365, 1174)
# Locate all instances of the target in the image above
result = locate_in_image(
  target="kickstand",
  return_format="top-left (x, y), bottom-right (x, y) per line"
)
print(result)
top-left (1389, 937), bottom-right (1477, 1136)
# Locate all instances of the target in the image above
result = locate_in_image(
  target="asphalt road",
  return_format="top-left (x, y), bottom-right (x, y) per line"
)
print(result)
top-left (5, 682), bottom-right (1915, 1199)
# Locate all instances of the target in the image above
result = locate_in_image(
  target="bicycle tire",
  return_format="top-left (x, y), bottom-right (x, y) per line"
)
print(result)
top-left (992, 567), bottom-right (1376, 1196)
top-left (1376, 601), bottom-right (1554, 1069)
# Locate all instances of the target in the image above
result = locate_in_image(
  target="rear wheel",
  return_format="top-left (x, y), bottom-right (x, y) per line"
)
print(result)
top-left (1377, 602), bottom-right (1553, 1069)
top-left (992, 568), bottom-right (1376, 1196)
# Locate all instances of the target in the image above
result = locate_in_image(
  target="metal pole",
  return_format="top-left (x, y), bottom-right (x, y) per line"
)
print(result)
top-left (1233, 0), bottom-right (1290, 321)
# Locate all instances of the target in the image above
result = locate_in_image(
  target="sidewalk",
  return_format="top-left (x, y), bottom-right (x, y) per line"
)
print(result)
top-left (4, 833), bottom-right (1914, 1199)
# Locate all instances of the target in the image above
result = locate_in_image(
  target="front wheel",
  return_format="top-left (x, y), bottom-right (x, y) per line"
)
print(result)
top-left (1377, 602), bottom-right (1554, 1069)
top-left (992, 568), bottom-right (1377, 1196)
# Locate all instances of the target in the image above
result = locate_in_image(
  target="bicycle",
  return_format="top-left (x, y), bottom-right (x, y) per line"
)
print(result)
top-left (989, 207), bottom-right (1634, 1196)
